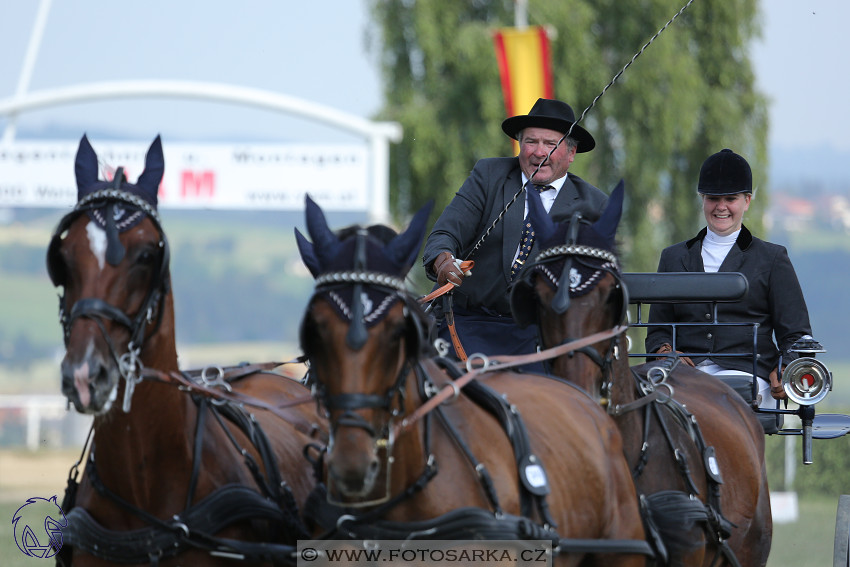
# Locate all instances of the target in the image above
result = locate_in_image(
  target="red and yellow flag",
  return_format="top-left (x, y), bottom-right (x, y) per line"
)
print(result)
top-left (493, 26), bottom-right (553, 152)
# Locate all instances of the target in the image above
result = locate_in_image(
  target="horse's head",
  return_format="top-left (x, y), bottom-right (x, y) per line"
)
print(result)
top-left (48, 135), bottom-right (171, 415)
top-left (510, 180), bottom-right (628, 395)
top-left (297, 196), bottom-right (432, 504)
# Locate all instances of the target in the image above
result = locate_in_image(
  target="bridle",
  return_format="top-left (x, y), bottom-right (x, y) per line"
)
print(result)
top-left (47, 176), bottom-right (171, 412)
top-left (304, 229), bottom-right (423, 443)
top-left (303, 230), bottom-right (436, 508)
top-left (520, 217), bottom-right (629, 405)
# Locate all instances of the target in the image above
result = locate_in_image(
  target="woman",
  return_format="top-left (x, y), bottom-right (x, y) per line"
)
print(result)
top-left (644, 148), bottom-right (812, 409)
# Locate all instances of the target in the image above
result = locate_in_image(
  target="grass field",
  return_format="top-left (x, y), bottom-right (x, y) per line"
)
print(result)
top-left (0, 449), bottom-right (845, 566)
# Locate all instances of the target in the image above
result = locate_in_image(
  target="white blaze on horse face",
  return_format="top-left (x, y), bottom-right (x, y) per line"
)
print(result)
top-left (86, 222), bottom-right (107, 271)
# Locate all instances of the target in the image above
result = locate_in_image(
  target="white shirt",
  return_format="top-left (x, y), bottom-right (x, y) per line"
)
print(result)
top-left (701, 228), bottom-right (739, 272)
top-left (512, 174), bottom-right (567, 264)
top-left (521, 173), bottom-right (566, 216)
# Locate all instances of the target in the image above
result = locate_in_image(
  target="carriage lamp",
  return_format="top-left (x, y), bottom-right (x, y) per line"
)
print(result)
top-left (788, 335), bottom-right (826, 357)
top-left (781, 357), bottom-right (832, 406)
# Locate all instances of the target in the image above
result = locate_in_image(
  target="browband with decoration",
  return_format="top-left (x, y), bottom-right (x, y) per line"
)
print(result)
top-left (536, 244), bottom-right (618, 267)
top-left (315, 271), bottom-right (407, 292)
top-left (76, 188), bottom-right (162, 225)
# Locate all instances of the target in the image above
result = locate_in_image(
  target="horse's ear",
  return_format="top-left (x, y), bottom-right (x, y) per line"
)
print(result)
top-left (591, 179), bottom-right (624, 247)
top-left (526, 186), bottom-right (557, 244)
top-left (136, 135), bottom-right (164, 205)
top-left (384, 200), bottom-right (434, 272)
top-left (295, 228), bottom-right (322, 277)
top-left (75, 134), bottom-right (99, 194)
top-left (303, 194), bottom-right (341, 270)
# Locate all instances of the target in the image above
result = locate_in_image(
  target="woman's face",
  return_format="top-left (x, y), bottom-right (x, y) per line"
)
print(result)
top-left (702, 192), bottom-right (751, 236)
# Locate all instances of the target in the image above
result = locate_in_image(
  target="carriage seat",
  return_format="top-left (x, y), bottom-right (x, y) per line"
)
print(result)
top-left (710, 374), bottom-right (783, 435)
top-left (622, 272), bottom-right (748, 303)
top-left (624, 272), bottom-right (781, 434)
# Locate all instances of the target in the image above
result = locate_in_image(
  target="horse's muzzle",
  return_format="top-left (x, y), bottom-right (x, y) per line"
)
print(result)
top-left (61, 348), bottom-right (118, 415)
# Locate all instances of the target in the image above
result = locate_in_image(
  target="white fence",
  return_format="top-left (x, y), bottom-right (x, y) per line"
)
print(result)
top-left (0, 395), bottom-right (92, 450)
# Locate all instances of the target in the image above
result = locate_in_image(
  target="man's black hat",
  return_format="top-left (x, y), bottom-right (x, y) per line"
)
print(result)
top-left (501, 98), bottom-right (595, 153)
top-left (698, 148), bottom-right (752, 195)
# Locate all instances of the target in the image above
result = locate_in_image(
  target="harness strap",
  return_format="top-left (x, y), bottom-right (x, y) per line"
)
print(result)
top-left (626, 365), bottom-right (738, 562)
top-left (140, 365), bottom-right (319, 436)
top-left (62, 488), bottom-right (296, 564)
top-left (445, 294), bottom-right (468, 361)
top-left (185, 397), bottom-right (209, 509)
top-left (396, 325), bottom-right (627, 437)
top-left (309, 501), bottom-right (653, 559)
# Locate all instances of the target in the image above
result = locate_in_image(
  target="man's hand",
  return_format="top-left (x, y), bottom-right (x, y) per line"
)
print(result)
top-left (769, 366), bottom-right (787, 399)
top-left (656, 343), bottom-right (695, 367)
top-left (434, 252), bottom-right (464, 287)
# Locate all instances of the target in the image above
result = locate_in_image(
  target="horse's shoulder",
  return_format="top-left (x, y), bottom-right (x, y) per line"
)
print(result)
top-left (487, 371), bottom-right (599, 405)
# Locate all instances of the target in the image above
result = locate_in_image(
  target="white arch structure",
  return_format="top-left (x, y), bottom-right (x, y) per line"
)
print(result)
top-left (0, 80), bottom-right (402, 222)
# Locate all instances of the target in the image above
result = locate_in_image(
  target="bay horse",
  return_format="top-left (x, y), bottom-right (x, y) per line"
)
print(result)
top-left (50, 135), bottom-right (324, 565)
top-left (510, 181), bottom-right (772, 566)
top-left (295, 195), bottom-right (652, 566)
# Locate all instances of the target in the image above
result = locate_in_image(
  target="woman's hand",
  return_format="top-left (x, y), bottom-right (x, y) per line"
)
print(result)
top-left (655, 343), bottom-right (695, 367)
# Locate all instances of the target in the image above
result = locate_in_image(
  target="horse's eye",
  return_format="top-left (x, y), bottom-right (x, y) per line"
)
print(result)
top-left (389, 320), bottom-right (407, 343)
top-left (136, 247), bottom-right (157, 266)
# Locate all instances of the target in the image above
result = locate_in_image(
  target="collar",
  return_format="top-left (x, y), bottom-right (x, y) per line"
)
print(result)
top-left (521, 173), bottom-right (567, 193)
top-left (686, 225), bottom-right (753, 251)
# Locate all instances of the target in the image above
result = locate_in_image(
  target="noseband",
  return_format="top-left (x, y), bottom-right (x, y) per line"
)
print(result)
top-left (48, 181), bottom-right (171, 411)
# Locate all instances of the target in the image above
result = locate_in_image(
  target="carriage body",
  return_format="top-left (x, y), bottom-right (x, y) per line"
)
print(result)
top-left (623, 271), bottom-right (850, 463)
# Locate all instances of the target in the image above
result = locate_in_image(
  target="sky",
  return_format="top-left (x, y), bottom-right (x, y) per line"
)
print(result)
top-left (0, 1), bottom-right (848, 153)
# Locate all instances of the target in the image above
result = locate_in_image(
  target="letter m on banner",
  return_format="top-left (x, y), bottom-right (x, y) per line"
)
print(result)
top-left (493, 26), bottom-right (554, 154)
top-left (181, 170), bottom-right (215, 200)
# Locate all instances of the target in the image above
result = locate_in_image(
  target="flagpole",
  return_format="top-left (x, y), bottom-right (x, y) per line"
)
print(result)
top-left (515, 0), bottom-right (528, 29)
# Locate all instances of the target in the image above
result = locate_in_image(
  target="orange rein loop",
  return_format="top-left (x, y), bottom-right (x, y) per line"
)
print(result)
top-left (419, 260), bottom-right (474, 360)
top-left (418, 260), bottom-right (474, 303)
top-left (138, 362), bottom-right (320, 436)
top-left (394, 324), bottom-right (628, 438)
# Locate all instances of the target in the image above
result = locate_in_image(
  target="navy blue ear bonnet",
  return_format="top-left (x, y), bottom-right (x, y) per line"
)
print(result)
top-left (509, 181), bottom-right (624, 327)
top-left (528, 179), bottom-right (622, 293)
top-left (47, 135), bottom-right (167, 287)
top-left (75, 134), bottom-right (163, 234)
top-left (296, 195), bottom-right (433, 350)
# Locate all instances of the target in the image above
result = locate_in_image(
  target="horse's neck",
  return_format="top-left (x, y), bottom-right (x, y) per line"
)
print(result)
top-left (140, 292), bottom-right (179, 371)
top-left (91, 297), bottom-right (192, 501)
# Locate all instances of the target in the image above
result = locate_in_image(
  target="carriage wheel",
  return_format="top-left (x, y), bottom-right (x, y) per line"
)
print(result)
top-left (834, 495), bottom-right (850, 567)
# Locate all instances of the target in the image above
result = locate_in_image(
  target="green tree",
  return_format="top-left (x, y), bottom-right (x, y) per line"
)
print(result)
top-left (366, 0), bottom-right (767, 281)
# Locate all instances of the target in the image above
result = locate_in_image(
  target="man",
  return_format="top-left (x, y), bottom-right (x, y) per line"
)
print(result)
top-left (422, 98), bottom-right (607, 362)
top-left (645, 148), bottom-right (812, 408)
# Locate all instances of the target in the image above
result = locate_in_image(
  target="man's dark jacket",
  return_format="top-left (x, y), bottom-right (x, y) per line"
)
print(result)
top-left (423, 157), bottom-right (607, 317)
top-left (644, 225), bottom-right (812, 378)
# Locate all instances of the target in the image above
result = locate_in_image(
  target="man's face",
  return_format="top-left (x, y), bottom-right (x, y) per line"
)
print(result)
top-left (518, 127), bottom-right (577, 185)
top-left (702, 192), bottom-right (751, 236)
